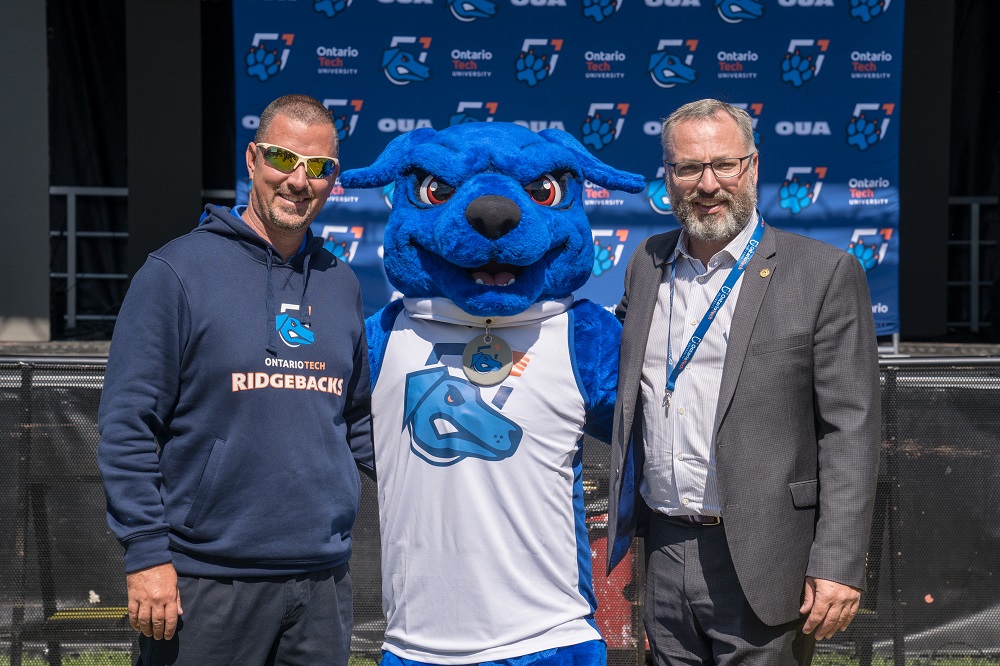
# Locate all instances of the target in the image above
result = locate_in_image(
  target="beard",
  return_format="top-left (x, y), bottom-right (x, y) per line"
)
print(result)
top-left (670, 170), bottom-right (758, 244)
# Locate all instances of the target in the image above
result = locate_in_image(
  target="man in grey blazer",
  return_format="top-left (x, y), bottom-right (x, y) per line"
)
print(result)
top-left (606, 99), bottom-right (880, 664)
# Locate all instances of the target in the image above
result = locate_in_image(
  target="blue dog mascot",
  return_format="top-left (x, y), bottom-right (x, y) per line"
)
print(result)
top-left (341, 122), bottom-right (643, 666)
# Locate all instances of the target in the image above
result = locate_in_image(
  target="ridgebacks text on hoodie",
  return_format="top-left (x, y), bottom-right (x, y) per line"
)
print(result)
top-left (97, 204), bottom-right (374, 578)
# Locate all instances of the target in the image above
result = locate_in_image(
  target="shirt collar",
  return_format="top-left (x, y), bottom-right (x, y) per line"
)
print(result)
top-left (672, 209), bottom-right (761, 267)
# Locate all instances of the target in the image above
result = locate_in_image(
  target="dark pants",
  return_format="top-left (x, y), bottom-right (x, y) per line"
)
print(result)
top-left (138, 564), bottom-right (352, 666)
top-left (644, 515), bottom-right (814, 665)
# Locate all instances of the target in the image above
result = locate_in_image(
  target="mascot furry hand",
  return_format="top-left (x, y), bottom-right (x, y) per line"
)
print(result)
top-left (341, 122), bottom-right (643, 663)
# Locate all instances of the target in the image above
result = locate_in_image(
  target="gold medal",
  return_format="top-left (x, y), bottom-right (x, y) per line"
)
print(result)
top-left (462, 329), bottom-right (513, 386)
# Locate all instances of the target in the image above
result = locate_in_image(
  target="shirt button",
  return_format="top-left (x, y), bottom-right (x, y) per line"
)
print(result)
top-left (678, 407), bottom-right (686, 415)
top-left (677, 453), bottom-right (684, 461)
top-left (682, 498), bottom-right (690, 505)
top-left (690, 319), bottom-right (698, 326)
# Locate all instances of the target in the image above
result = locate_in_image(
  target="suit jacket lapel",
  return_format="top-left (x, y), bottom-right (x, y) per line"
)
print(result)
top-left (713, 223), bottom-right (777, 436)
top-left (621, 231), bottom-right (678, 426)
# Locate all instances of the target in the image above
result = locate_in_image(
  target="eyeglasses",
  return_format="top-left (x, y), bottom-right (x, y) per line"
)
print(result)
top-left (665, 153), bottom-right (756, 181)
top-left (255, 143), bottom-right (340, 179)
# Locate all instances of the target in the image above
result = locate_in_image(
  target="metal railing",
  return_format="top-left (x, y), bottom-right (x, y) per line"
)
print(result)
top-left (947, 196), bottom-right (999, 333)
top-left (48, 187), bottom-right (238, 332)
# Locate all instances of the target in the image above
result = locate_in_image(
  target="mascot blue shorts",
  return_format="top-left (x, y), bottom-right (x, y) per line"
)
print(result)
top-left (341, 122), bottom-right (643, 665)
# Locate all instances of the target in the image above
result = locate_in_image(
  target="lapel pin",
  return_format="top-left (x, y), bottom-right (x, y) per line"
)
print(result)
top-left (759, 268), bottom-right (770, 278)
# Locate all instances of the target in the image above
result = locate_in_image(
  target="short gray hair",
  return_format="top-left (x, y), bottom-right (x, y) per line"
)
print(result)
top-left (254, 94), bottom-right (338, 151)
top-left (660, 99), bottom-right (755, 159)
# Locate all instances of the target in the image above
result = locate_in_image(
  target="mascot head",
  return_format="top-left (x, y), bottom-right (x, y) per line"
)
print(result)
top-left (341, 122), bottom-right (644, 317)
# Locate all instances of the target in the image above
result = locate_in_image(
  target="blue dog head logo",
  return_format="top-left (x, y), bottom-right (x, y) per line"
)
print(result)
top-left (648, 52), bottom-right (698, 89)
top-left (715, 0), bottom-right (764, 23)
top-left (382, 48), bottom-right (432, 85)
top-left (340, 122), bottom-right (644, 317)
top-left (276, 314), bottom-right (315, 348)
top-left (404, 367), bottom-right (522, 466)
top-left (448, 0), bottom-right (497, 21)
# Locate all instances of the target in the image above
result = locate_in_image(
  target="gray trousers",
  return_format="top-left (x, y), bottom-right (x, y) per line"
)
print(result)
top-left (644, 515), bottom-right (815, 665)
top-left (138, 564), bottom-right (352, 666)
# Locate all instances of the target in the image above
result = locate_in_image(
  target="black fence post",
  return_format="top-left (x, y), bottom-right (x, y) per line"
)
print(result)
top-left (882, 365), bottom-right (905, 666)
top-left (10, 362), bottom-right (34, 666)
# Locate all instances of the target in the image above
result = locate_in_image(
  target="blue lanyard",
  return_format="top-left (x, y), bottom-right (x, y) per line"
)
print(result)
top-left (664, 217), bottom-right (765, 406)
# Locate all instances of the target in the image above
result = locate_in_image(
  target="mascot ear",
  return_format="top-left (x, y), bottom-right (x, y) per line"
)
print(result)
top-left (340, 127), bottom-right (438, 188)
top-left (538, 128), bottom-right (646, 194)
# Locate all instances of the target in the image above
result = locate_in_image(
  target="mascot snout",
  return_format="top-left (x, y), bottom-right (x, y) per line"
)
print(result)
top-left (465, 195), bottom-right (522, 240)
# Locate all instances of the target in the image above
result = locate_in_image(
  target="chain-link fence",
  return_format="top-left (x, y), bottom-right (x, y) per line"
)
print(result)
top-left (2, 358), bottom-right (998, 665)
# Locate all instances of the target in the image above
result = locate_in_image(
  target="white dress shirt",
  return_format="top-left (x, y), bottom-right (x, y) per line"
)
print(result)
top-left (638, 215), bottom-right (759, 516)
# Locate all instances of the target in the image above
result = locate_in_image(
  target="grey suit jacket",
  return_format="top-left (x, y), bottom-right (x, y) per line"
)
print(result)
top-left (606, 222), bottom-right (881, 626)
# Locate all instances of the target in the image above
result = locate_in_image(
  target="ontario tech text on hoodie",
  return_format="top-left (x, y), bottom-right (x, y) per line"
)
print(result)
top-left (97, 204), bottom-right (374, 577)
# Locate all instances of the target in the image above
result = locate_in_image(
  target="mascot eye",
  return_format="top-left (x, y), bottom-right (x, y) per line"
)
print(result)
top-left (417, 173), bottom-right (455, 205)
top-left (525, 173), bottom-right (564, 206)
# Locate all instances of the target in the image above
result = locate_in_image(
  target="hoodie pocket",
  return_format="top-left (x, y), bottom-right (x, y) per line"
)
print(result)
top-left (184, 438), bottom-right (228, 529)
top-left (789, 479), bottom-right (818, 509)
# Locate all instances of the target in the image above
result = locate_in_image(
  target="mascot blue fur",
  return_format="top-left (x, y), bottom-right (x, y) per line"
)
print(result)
top-left (341, 122), bottom-right (643, 666)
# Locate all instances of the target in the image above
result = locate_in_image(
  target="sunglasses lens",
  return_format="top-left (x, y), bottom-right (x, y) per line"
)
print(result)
top-left (263, 147), bottom-right (298, 173)
top-left (305, 159), bottom-right (336, 178)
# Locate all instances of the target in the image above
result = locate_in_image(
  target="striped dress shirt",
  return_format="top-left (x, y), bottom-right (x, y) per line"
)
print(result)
top-left (638, 215), bottom-right (759, 517)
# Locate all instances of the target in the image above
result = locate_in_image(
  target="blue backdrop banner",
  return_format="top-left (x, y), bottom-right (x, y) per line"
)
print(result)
top-left (233, 0), bottom-right (903, 334)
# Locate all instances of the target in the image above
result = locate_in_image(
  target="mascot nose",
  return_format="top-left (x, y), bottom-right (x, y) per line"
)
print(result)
top-left (465, 195), bottom-right (521, 240)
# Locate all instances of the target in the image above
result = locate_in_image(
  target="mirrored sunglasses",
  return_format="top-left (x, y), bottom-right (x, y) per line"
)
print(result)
top-left (256, 142), bottom-right (339, 179)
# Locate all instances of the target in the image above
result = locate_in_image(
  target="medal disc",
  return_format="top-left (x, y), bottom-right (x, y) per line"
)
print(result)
top-left (462, 333), bottom-right (513, 386)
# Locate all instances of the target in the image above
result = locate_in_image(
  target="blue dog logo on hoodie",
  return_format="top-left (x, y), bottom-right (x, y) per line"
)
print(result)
top-left (276, 313), bottom-right (315, 348)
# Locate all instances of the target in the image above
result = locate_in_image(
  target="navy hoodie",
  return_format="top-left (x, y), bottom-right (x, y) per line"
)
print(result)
top-left (97, 205), bottom-right (374, 577)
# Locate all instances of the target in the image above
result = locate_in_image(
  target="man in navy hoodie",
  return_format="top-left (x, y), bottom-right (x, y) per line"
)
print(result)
top-left (97, 94), bottom-right (374, 665)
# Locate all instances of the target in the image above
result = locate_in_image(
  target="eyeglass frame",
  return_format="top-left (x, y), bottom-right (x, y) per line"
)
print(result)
top-left (664, 152), bottom-right (757, 182)
top-left (254, 142), bottom-right (340, 179)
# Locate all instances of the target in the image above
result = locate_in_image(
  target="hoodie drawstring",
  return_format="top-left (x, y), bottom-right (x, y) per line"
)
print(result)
top-left (265, 247), bottom-right (278, 355)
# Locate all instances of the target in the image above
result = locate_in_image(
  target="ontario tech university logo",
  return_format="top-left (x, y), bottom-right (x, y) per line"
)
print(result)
top-left (780, 38), bottom-right (828, 88)
top-left (276, 304), bottom-right (315, 348)
top-left (580, 103), bottom-right (629, 151)
top-left (405, 365), bottom-right (523, 466)
top-left (592, 229), bottom-right (629, 277)
top-left (314, 0), bottom-right (353, 18)
top-left (450, 101), bottom-right (498, 125)
top-left (732, 103), bottom-right (764, 146)
top-left (322, 98), bottom-right (363, 142)
top-left (778, 166), bottom-right (826, 215)
top-left (448, 0), bottom-right (497, 21)
top-left (515, 38), bottom-right (562, 87)
top-left (648, 40), bottom-right (698, 89)
top-left (318, 225), bottom-right (363, 263)
top-left (846, 103), bottom-right (894, 151)
top-left (582, 0), bottom-right (624, 23)
top-left (847, 228), bottom-right (892, 272)
top-left (381, 36), bottom-right (433, 85)
top-left (715, 0), bottom-right (764, 23)
top-left (245, 33), bottom-right (294, 82)
top-left (850, 0), bottom-right (890, 23)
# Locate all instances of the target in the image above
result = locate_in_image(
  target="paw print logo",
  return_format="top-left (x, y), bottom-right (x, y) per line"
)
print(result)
top-left (593, 241), bottom-right (615, 277)
top-left (516, 51), bottom-right (550, 87)
top-left (778, 179), bottom-right (813, 215)
top-left (848, 238), bottom-right (880, 271)
top-left (581, 115), bottom-right (616, 151)
top-left (583, 0), bottom-right (619, 23)
top-left (324, 239), bottom-right (351, 262)
top-left (246, 44), bottom-right (281, 82)
top-left (850, 0), bottom-right (885, 23)
top-left (781, 51), bottom-right (815, 88)
top-left (333, 114), bottom-right (350, 142)
top-left (314, 0), bottom-right (352, 18)
top-left (846, 116), bottom-right (880, 151)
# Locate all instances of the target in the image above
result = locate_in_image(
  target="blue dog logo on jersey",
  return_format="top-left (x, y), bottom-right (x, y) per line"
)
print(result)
top-left (276, 313), bottom-right (315, 348)
top-left (404, 367), bottom-right (522, 466)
